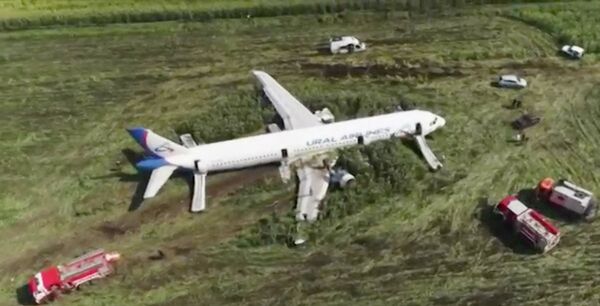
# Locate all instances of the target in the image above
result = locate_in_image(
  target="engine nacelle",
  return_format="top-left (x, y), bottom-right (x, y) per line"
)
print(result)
top-left (194, 160), bottom-right (209, 173)
top-left (314, 107), bottom-right (335, 124)
top-left (330, 169), bottom-right (355, 188)
top-left (339, 173), bottom-right (355, 188)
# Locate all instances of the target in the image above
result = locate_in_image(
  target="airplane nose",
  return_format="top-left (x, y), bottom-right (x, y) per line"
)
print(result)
top-left (438, 116), bottom-right (446, 128)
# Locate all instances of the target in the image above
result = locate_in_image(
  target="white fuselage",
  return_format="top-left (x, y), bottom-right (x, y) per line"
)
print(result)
top-left (166, 110), bottom-right (445, 173)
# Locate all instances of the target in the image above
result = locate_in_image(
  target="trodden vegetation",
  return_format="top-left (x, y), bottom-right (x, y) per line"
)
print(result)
top-left (2, 1), bottom-right (600, 305)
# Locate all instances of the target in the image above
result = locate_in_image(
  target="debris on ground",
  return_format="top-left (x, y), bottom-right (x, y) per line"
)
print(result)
top-left (511, 113), bottom-right (540, 130)
top-left (148, 250), bottom-right (166, 261)
top-left (511, 97), bottom-right (523, 109)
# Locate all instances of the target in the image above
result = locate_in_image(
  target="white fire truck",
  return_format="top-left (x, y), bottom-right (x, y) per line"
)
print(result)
top-left (537, 177), bottom-right (597, 221)
top-left (28, 249), bottom-right (120, 304)
top-left (494, 195), bottom-right (561, 253)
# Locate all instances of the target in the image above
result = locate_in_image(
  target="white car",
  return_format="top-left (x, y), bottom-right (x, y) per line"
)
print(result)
top-left (497, 74), bottom-right (527, 89)
top-left (561, 45), bottom-right (584, 59)
top-left (329, 36), bottom-right (366, 54)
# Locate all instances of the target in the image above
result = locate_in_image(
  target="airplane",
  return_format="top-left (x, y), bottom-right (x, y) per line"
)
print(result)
top-left (126, 70), bottom-right (446, 244)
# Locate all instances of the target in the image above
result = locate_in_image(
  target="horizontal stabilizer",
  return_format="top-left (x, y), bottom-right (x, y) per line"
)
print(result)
top-left (144, 165), bottom-right (177, 198)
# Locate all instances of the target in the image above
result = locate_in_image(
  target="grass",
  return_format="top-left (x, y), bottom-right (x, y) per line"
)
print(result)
top-left (0, 0), bottom-right (419, 31)
top-left (2, 1), bottom-right (600, 306)
top-left (506, 1), bottom-right (600, 53)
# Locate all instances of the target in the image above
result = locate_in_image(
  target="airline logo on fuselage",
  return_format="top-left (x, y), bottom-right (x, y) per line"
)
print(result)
top-left (306, 127), bottom-right (390, 146)
top-left (154, 143), bottom-right (175, 153)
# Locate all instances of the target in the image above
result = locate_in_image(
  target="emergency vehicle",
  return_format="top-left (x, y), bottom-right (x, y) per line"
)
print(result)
top-left (537, 177), bottom-right (597, 221)
top-left (329, 36), bottom-right (366, 54)
top-left (28, 249), bottom-right (120, 304)
top-left (494, 195), bottom-right (560, 253)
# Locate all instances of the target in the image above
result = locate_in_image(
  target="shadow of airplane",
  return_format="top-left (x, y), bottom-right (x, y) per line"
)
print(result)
top-left (93, 148), bottom-right (276, 213)
top-left (90, 149), bottom-right (151, 211)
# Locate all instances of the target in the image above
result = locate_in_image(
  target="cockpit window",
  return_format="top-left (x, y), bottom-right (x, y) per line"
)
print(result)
top-left (430, 117), bottom-right (438, 126)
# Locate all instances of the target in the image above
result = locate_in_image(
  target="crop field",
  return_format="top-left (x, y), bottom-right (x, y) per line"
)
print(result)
top-left (2, 1), bottom-right (600, 305)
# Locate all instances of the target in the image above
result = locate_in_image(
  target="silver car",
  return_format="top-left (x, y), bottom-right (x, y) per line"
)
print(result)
top-left (497, 74), bottom-right (527, 89)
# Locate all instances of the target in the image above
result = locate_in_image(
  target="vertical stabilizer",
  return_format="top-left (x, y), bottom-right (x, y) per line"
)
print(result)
top-left (127, 128), bottom-right (188, 158)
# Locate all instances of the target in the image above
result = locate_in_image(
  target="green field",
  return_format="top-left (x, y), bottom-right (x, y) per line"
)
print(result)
top-left (3, 1), bottom-right (600, 305)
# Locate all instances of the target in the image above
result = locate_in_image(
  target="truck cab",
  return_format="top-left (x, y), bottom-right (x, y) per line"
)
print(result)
top-left (28, 249), bottom-right (120, 304)
top-left (495, 195), bottom-right (560, 253)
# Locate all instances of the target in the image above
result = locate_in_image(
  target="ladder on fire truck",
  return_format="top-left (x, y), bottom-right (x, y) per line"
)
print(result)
top-left (59, 250), bottom-right (111, 281)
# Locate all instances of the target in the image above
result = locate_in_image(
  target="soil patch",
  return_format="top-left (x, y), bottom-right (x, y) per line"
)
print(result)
top-left (301, 62), bottom-right (464, 79)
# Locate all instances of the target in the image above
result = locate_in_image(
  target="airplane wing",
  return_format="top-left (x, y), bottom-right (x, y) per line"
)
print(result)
top-left (295, 165), bottom-right (330, 222)
top-left (252, 70), bottom-right (323, 130)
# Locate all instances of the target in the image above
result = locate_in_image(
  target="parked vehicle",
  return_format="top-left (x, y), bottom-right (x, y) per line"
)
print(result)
top-left (329, 36), bottom-right (366, 54)
top-left (494, 195), bottom-right (560, 253)
top-left (561, 45), bottom-right (584, 59)
top-left (497, 74), bottom-right (528, 89)
top-left (28, 249), bottom-right (120, 304)
top-left (537, 177), bottom-right (597, 221)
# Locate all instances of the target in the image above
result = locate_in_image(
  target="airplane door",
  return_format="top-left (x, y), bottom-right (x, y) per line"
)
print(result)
top-left (281, 149), bottom-right (288, 159)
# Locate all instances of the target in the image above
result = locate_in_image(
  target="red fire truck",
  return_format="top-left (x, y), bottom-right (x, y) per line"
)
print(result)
top-left (494, 195), bottom-right (561, 253)
top-left (28, 249), bottom-right (120, 304)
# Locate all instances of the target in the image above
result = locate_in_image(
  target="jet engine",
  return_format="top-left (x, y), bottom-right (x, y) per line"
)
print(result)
top-left (314, 107), bottom-right (335, 124)
top-left (330, 168), bottom-right (355, 188)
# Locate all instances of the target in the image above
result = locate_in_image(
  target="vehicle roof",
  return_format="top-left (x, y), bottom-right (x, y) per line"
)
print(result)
top-left (559, 179), bottom-right (593, 195)
top-left (39, 267), bottom-right (61, 286)
top-left (528, 210), bottom-right (559, 235)
top-left (500, 74), bottom-right (520, 81)
top-left (506, 198), bottom-right (528, 215)
top-left (568, 45), bottom-right (584, 52)
top-left (331, 35), bottom-right (357, 41)
top-left (553, 184), bottom-right (592, 200)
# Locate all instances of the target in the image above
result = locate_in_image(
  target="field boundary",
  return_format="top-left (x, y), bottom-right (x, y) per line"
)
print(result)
top-left (0, 0), bottom-right (585, 33)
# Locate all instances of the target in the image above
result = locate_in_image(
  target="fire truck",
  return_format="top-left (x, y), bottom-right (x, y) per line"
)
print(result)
top-left (28, 249), bottom-right (120, 304)
top-left (536, 177), bottom-right (597, 221)
top-left (494, 195), bottom-right (561, 253)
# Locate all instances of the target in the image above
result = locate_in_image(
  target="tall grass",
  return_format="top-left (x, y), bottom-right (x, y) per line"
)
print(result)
top-left (0, 0), bottom-right (583, 31)
top-left (506, 2), bottom-right (600, 53)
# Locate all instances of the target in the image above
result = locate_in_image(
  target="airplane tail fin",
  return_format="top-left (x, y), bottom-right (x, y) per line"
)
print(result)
top-left (127, 127), bottom-right (187, 200)
top-left (127, 127), bottom-right (188, 158)
top-left (126, 127), bottom-right (207, 212)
